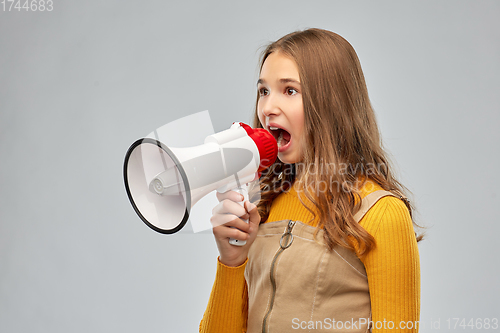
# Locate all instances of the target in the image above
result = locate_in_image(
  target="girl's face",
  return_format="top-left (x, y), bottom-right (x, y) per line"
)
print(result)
top-left (257, 52), bottom-right (305, 164)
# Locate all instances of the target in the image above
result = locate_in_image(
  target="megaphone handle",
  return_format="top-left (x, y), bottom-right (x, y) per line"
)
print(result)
top-left (229, 185), bottom-right (249, 246)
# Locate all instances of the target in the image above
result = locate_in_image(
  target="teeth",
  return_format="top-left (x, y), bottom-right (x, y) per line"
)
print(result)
top-left (269, 126), bottom-right (279, 130)
top-left (277, 131), bottom-right (284, 147)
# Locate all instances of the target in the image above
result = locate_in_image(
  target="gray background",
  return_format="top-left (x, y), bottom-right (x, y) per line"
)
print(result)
top-left (1, 1), bottom-right (499, 332)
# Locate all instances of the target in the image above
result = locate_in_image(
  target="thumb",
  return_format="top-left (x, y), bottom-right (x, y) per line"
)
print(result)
top-left (245, 201), bottom-right (261, 227)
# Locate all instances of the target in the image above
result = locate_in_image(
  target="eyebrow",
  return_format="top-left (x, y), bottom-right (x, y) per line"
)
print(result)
top-left (257, 78), bottom-right (301, 86)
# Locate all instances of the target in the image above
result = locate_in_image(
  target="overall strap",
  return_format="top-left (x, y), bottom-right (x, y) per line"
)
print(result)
top-left (353, 190), bottom-right (398, 223)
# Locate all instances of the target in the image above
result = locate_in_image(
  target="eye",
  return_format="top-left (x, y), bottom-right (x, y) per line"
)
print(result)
top-left (259, 87), bottom-right (269, 97)
top-left (286, 87), bottom-right (298, 96)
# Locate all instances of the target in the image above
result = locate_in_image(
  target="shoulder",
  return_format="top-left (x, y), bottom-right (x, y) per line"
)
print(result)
top-left (358, 191), bottom-right (413, 239)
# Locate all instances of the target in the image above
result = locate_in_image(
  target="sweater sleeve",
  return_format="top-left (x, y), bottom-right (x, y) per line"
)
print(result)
top-left (359, 196), bottom-right (421, 333)
top-left (199, 258), bottom-right (249, 333)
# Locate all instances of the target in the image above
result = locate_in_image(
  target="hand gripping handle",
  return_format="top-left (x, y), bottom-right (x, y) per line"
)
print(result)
top-left (228, 185), bottom-right (249, 246)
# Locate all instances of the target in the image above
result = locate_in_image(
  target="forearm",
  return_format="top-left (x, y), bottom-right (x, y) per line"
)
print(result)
top-left (199, 258), bottom-right (249, 333)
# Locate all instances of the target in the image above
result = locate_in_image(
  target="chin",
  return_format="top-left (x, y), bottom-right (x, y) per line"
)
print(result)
top-left (277, 154), bottom-right (299, 165)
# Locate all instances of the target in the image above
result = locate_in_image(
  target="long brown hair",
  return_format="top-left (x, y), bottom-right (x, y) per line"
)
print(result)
top-left (251, 29), bottom-right (422, 256)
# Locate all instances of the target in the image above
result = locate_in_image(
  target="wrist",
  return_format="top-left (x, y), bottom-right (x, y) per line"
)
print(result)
top-left (218, 256), bottom-right (248, 268)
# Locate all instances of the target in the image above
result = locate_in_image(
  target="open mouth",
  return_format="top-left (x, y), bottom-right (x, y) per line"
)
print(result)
top-left (268, 126), bottom-right (291, 149)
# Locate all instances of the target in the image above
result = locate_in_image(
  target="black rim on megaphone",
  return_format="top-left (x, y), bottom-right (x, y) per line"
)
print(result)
top-left (123, 138), bottom-right (191, 234)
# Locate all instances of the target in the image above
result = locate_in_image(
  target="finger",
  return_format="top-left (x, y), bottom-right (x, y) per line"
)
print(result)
top-left (245, 201), bottom-right (261, 228)
top-left (213, 225), bottom-right (249, 242)
top-left (216, 190), bottom-right (244, 203)
top-left (226, 217), bottom-right (251, 233)
top-left (212, 199), bottom-right (247, 217)
top-left (239, 212), bottom-right (250, 221)
top-left (210, 213), bottom-right (251, 231)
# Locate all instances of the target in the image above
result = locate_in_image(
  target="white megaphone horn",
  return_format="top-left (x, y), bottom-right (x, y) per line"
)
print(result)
top-left (123, 122), bottom-right (277, 245)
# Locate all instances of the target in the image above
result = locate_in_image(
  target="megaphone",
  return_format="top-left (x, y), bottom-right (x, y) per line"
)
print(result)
top-left (123, 121), bottom-right (277, 244)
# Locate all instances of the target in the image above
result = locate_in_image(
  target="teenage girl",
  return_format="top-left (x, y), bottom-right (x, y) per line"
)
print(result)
top-left (199, 28), bottom-right (421, 333)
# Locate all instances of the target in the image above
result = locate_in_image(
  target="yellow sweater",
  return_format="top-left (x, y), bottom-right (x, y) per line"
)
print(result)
top-left (200, 181), bottom-right (420, 332)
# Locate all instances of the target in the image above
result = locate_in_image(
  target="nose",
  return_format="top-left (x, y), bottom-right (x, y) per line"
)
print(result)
top-left (259, 93), bottom-right (281, 119)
